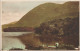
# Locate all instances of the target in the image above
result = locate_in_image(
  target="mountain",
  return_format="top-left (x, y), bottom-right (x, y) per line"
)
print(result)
top-left (2, 1), bottom-right (79, 29)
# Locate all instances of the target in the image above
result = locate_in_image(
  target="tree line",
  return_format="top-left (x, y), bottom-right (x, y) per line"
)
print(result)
top-left (34, 17), bottom-right (79, 48)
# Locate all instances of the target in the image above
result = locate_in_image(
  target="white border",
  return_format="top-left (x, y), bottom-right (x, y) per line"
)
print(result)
top-left (0, 0), bottom-right (80, 51)
top-left (0, 0), bottom-right (2, 51)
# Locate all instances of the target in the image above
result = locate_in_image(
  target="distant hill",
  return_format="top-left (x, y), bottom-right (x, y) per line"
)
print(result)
top-left (2, 1), bottom-right (79, 29)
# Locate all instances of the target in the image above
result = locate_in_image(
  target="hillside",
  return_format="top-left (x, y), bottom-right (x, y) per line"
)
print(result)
top-left (2, 1), bottom-right (79, 29)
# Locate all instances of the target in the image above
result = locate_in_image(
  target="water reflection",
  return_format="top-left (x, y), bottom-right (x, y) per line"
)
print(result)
top-left (2, 32), bottom-right (32, 50)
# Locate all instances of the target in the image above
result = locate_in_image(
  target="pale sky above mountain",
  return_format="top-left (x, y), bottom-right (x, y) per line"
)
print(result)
top-left (2, 1), bottom-right (68, 25)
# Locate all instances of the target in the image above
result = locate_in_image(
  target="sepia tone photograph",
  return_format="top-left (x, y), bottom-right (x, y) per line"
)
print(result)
top-left (1, 0), bottom-right (79, 50)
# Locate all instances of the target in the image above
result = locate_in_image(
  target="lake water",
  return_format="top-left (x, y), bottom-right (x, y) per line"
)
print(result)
top-left (2, 32), bottom-right (32, 50)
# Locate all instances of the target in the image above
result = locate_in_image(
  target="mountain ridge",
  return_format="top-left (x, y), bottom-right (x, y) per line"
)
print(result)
top-left (2, 1), bottom-right (79, 29)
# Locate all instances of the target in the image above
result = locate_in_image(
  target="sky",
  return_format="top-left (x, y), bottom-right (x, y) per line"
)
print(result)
top-left (2, 0), bottom-right (68, 25)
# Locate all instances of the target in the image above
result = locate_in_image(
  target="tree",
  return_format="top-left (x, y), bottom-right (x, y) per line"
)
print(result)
top-left (63, 17), bottom-right (79, 47)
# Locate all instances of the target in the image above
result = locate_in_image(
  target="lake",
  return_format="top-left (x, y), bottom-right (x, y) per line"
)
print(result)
top-left (2, 32), bottom-right (32, 50)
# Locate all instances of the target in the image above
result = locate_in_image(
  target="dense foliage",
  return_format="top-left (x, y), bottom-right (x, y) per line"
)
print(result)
top-left (35, 17), bottom-right (79, 48)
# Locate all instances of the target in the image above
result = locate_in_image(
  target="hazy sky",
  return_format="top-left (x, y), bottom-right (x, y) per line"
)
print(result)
top-left (2, 1), bottom-right (68, 25)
